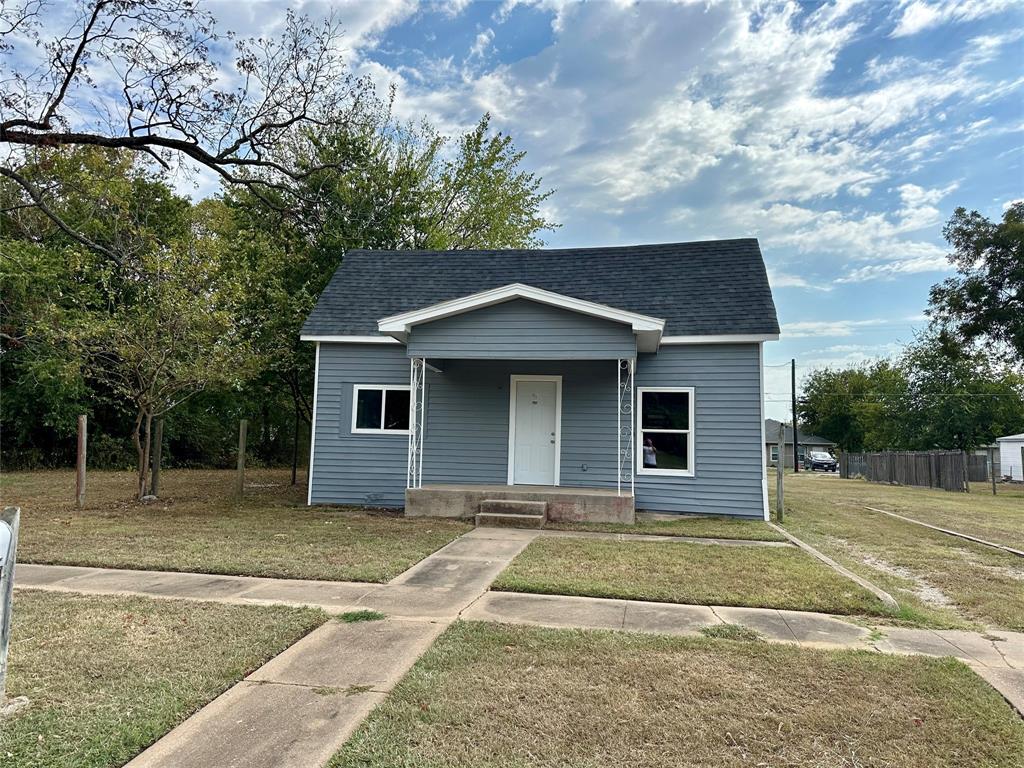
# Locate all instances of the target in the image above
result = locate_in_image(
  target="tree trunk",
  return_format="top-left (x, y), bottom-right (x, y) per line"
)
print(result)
top-left (137, 411), bottom-right (153, 500)
top-left (133, 409), bottom-right (145, 500)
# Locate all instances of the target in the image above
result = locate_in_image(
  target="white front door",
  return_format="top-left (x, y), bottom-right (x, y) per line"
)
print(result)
top-left (510, 377), bottom-right (560, 486)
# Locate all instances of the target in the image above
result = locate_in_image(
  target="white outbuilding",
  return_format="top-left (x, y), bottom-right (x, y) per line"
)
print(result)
top-left (997, 433), bottom-right (1024, 481)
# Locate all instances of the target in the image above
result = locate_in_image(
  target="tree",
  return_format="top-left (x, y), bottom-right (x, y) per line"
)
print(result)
top-left (797, 362), bottom-right (908, 452)
top-left (798, 336), bottom-right (1024, 453)
top-left (928, 203), bottom-right (1024, 363)
top-left (0, 1), bottom-right (377, 263)
top-left (4, 147), bottom-right (251, 496)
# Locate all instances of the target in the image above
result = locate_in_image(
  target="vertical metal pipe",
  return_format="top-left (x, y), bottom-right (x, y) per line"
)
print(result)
top-left (617, 359), bottom-right (621, 496)
top-left (630, 358), bottom-right (635, 498)
top-left (0, 507), bottom-right (19, 703)
top-left (418, 358), bottom-right (426, 489)
top-left (407, 357), bottom-right (415, 490)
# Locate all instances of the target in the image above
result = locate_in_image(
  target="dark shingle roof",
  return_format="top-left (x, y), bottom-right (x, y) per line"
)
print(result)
top-left (302, 239), bottom-right (779, 337)
top-left (764, 419), bottom-right (835, 446)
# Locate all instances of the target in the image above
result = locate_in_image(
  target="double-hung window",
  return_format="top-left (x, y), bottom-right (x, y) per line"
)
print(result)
top-left (351, 385), bottom-right (411, 434)
top-left (636, 387), bottom-right (694, 476)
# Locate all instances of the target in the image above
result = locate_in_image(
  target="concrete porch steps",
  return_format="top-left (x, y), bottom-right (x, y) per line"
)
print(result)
top-left (476, 499), bottom-right (547, 529)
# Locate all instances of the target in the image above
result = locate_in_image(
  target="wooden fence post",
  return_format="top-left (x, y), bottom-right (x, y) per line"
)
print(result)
top-left (989, 447), bottom-right (997, 495)
top-left (776, 423), bottom-right (785, 523)
top-left (150, 418), bottom-right (164, 497)
top-left (75, 415), bottom-right (87, 509)
top-left (236, 419), bottom-right (248, 499)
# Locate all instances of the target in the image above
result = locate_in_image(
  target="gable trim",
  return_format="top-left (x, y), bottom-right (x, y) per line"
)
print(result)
top-left (300, 334), bottom-right (401, 344)
top-left (376, 284), bottom-right (665, 349)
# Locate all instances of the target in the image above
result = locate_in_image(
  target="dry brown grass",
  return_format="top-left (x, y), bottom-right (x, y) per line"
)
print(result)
top-left (776, 473), bottom-right (1024, 630)
top-left (0, 469), bottom-right (470, 582)
top-left (1, 590), bottom-right (325, 768)
top-left (492, 536), bottom-right (894, 617)
top-left (330, 621), bottom-right (1024, 768)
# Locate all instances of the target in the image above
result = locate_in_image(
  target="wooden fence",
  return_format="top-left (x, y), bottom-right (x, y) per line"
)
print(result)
top-left (839, 450), bottom-right (978, 492)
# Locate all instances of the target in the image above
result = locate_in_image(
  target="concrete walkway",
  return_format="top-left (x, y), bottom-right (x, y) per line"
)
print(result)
top-left (110, 527), bottom-right (536, 768)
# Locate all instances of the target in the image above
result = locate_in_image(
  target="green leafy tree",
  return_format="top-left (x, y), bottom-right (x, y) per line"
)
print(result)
top-left (4, 148), bottom-right (252, 495)
top-left (928, 203), bottom-right (1024, 363)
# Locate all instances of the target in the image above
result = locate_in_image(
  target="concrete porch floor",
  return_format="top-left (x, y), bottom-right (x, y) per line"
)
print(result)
top-left (405, 483), bottom-right (635, 523)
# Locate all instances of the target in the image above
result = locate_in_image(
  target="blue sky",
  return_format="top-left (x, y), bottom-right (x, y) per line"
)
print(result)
top-left (14, 0), bottom-right (1024, 418)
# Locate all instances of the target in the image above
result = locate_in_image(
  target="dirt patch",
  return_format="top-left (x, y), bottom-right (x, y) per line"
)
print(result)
top-left (861, 554), bottom-right (955, 608)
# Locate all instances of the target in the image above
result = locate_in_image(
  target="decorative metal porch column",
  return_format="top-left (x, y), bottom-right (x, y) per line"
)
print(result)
top-left (617, 358), bottom-right (635, 496)
top-left (407, 357), bottom-right (426, 489)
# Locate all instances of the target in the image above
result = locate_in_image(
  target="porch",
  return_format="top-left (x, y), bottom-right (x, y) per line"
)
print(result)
top-left (405, 483), bottom-right (636, 524)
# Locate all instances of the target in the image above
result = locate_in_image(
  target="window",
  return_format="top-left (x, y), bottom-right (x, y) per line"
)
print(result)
top-left (351, 385), bottom-right (411, 434)
top-left (636, 387), bottom-right (694, 476)
top-left (770, 445), bottom-right (779, 462)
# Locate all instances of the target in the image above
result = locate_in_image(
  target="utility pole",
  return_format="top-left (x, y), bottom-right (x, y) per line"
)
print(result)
top-left (776, 422), bottom-right (785, 523)
top-left (791, 358), bottom-right (799, 473)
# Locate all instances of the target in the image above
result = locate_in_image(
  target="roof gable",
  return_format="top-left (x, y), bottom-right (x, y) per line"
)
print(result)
top-left (378, 283), bottom-right (664, 352)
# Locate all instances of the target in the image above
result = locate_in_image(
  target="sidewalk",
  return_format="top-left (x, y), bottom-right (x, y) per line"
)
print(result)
top-left (15, 522), bottom-right (1024, 759)
top-left (113, 526), bottom-right (539, 768)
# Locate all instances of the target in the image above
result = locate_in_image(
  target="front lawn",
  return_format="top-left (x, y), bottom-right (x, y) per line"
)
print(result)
top-left (545, 514), bottom-right (786, 541)
top-left (0, 469), bottom-right (470, 582)
top-left (491, 536), bottom-right (893, 616)
top-left (777, 473), bottom-right (1024, 631)
top-left (1, 590), bottom-right (325, 768)
top-left (330, 622), bottom-right (1024, 768)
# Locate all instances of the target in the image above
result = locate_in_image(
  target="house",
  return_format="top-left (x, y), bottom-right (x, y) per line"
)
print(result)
top-left (997, 433), bottom-right (1024, 481)
top-left (300, 239), bottom-right (780, 522)
top-left (763, 419), bottom-right (836, 468)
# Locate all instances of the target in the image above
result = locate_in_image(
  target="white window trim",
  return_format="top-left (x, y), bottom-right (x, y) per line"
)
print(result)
top-left (507, 375), bottom-right (562, 486)
top-left (770, 445), bottom-right (779, 461)
top-left (351, 384), bottom-right (412, 435)
top-left (636, 386), bottom-right (695, 478)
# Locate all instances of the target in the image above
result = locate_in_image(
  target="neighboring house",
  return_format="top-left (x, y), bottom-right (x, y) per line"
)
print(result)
top-left (997, 433), bottom-right (1024, 481)
top-left (301, 240), bottom-right (780, 521)
top-left (764, 419), bottom-right (835, 468)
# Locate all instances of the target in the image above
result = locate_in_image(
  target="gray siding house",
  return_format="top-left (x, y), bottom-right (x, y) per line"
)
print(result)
top-left (301, 240), bottom-right (780, 521)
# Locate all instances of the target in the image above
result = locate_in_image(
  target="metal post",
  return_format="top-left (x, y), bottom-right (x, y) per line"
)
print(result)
top-left (776, 422), bottom-right (785, 523)
top-left (418, 358), bottom-right (426, 489)
top-left (236, 419), bottom-right (247, 499)
top-left (617, 360), bottom-right (621, 496)
top-left (150, 418), bottom-right (163, 497)
top-left (989, 447), bottom-right (997, 495)
top-left (791, 359), bottom-right (799, 473)
top-left (75, 414), bottom-right (87, 508)
top-left (0, 507), bottom-right (21, 709)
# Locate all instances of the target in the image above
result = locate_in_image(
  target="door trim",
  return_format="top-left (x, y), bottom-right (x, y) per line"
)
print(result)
top-left (507, 375), bottom-right (562, 486)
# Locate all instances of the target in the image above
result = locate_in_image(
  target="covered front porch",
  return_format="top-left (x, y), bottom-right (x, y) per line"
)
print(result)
top-left (403, 354), bottom-right (638, 523)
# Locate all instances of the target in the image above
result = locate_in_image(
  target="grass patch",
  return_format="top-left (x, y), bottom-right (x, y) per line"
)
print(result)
top-left (330, 621), bottom-right (1024, 768)
top-left (0, 590), bottom-right (325, 768)
top-left (700, 623), bottom-right (762, 641)
top-left (546, 515), bottom-right (786, 541)
top-left (339, 609), bottom-right (386, 623)
top-left (492, 536), bottom-right (892, 617)
top-left (0, 469), bottom-right (470, 582)
top-left (775, 474), bottom-right (1024, 630)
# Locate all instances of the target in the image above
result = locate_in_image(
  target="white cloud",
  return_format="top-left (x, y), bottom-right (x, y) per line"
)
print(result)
top-left (891, 0), bottom-right (1017, 38)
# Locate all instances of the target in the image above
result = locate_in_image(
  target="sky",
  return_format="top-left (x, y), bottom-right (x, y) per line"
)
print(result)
top-left (12, 0), bottom-right (1024, 419)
